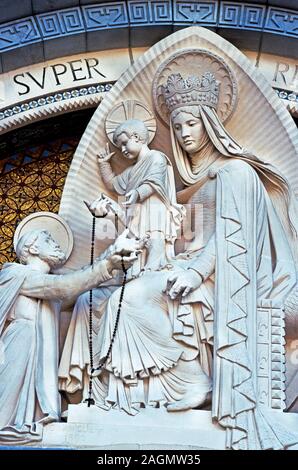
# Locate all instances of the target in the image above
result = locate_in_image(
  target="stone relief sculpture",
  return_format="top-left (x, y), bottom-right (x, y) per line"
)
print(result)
top-left (0, 212), bottom-right (144, 444)
top-left (2, 26), bottom-right (297, 450)
top-left (57, 25), bottom-right (298, 449)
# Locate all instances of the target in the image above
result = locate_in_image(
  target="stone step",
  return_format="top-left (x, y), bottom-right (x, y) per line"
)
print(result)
top-left (42, 405), bottom-right (226, 450)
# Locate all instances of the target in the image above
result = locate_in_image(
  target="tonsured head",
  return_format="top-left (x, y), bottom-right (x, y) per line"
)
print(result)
top-left (16, 229), bottom-right (66, 268)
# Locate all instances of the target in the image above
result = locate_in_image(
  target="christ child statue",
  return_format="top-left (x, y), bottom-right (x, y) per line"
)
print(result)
top-left (97, 119), bottom-right (183, 276)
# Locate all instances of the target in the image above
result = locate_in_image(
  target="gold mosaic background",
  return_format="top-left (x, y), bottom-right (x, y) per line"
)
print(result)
top-left (0, 138), bottom-right (78, 265)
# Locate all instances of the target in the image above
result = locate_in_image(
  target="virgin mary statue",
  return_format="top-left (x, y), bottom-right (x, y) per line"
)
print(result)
top-left (58, 33), bottom-right (298, 450)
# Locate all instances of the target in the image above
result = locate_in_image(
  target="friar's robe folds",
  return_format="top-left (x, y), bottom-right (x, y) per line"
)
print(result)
top-left (0, 259), bottom-right (112, 443)
top-left (0, 264), bottom-right (60, 443)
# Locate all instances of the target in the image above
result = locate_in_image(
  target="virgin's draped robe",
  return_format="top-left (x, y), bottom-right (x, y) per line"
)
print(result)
top-left (59, 159), bottom-right (297, 449)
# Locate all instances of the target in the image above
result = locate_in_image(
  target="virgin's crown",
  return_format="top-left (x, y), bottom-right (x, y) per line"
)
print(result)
top-left (160, 72), bottom-right (220, 113)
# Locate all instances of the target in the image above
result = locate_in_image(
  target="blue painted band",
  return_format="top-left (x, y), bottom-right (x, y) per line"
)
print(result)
top-left (0, 2), bottom-right (297, 53)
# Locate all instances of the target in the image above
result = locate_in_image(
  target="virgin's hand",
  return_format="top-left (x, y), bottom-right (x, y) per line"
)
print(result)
top-left (123, 189), bottom-right (139, 206)
top-left (97, 142), bottom-right (115, 163)
top-left (165, 269), bottom-right (202, 300)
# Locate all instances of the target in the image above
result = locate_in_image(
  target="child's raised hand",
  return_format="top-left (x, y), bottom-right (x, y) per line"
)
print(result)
top-left (98, 142), bottom-right (115, 163)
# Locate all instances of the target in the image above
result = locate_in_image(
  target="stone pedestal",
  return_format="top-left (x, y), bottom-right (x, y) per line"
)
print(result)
top-left (42, 404), bottom-right (226, 450)
top-left (39, 404), bottom-right (298, 450)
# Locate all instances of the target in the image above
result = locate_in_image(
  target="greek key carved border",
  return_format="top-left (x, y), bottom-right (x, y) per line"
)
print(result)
top-left (0, 2), bottom-right (298, 53)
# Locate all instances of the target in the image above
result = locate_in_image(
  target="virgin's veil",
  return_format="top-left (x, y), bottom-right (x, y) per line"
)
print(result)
top-left (58, 26), bottom-right (298, 272)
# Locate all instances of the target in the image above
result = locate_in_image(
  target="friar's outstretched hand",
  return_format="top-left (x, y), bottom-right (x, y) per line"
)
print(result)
top-left (106, 229), bottom-right (149, 273)
top-left (114, 228), bottom-right (149, 255)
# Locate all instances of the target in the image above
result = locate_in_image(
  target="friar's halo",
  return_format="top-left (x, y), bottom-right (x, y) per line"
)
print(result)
top-left (14, 212), bottom-right (73, 261)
